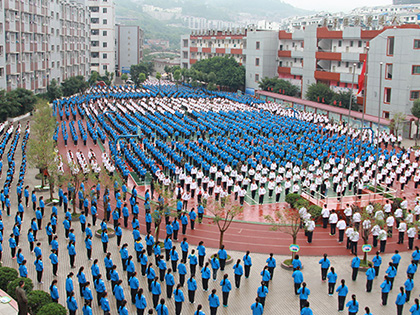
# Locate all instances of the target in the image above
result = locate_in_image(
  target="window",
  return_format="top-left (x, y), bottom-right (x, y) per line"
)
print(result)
top-left (103, 31), bottom-right (107, 36)
top-left (414, 39), bottom-right (420, 49)
top-left (103, 8), bottom-right (107, 13)
top-left (387, 37), bottom-right (394, 56)
top-left (89, 6), bottom-right (99, 12)
top-left (91, 29), bottom-right (99, 35)
top-left (103, 65), bottom-right (107, 71)
top-left (103, 19), bottom-right (107, 25)
top-left (350, 40), bottom-right (354, 47)
top-left (103, 42), bottom-right (107, 48)
top-left (91, 18), bottom-right (99, 24)
top-left (255, 58), bottom-right (260, 66)
top-left (358, 40), bottom-right (362, 48)
top-left (383, 111), bottom-right (390, 119)
top-left (338, 40), bottom-right (342, 47)
top-left (384, 88), bottom-right (392, 103)
top-left (256, 41), bottom-right (260, 50)
top-left (255, 74), bottom-right (259, 82)
top-left (386, 64), bottom-right (393, 79)
top-left (410, 90), bottom-right (420, 100)
top-left (412, 65), bottom-right (420, 75)
top-left (103, 53), bottom-right (107, 59)
top-left (345, 62), bottom-right (349, 68)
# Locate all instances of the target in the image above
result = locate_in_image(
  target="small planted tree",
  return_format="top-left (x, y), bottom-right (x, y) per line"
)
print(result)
top-left (138, 73), bottom-right (147, 88)
top-left (28, 100), bottom-right (57, 190)
top-left (153, 182), bottom-right (177, 242)
top-left (121, 73), bottom-right (128, 83)
top-left (207, 196), bottom-right (244, 249)
top-left (265, 207), bottom-right (301, 263)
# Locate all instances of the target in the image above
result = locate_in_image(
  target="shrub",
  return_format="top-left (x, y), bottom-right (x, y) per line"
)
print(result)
top-left (0, 267), bottom-right (18, 291)
top-left (295, 198), bottom-right (309, 210)
top-left (308, 205), bottom-right (322, 221)
top-left (7, 277), bottom-right (33, 299)
top-left (285, 193), bottom-right (301, 208)
top-left (37, 303), bottom-right (67, 315)
top-left (392, 198), bottom-right (403, 211)
top-left (28, 290), bottom-right (52, 315)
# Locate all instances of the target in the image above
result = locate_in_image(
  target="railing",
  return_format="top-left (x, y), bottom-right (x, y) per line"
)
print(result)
top-left (300, 182), bottom-right (397, 210)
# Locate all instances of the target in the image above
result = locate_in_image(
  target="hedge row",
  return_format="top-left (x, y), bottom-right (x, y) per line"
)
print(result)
top-left (0, 266), bottom-right (66, 315)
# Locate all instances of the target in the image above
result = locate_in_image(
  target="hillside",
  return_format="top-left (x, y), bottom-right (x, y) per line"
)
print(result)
top-left (115, 0), bottom-right (313, 49)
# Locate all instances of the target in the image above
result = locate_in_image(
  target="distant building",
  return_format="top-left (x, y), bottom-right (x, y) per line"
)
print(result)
top-left (152, 58), bottom-right (180, 76)
top-left (1, 0), bottom-right (90, 93)
top-left (393, 0), bottom-right (420, 4)
top-left (116, 25), bottom-right (144, 75)
top-left (181, 28), bottom-right (247, 69)
top-left (88, 0), bottom-right (116, 76)
top-left (244, 29), bottom-right (278, 91)
top-left (144, 39), bottom-right (170, 50)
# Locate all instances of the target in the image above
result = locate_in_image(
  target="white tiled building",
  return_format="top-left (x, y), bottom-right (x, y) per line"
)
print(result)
top-left (88, 0), bottom-right (115, 76)
top-left (1, 0), bottom-right (90, 93)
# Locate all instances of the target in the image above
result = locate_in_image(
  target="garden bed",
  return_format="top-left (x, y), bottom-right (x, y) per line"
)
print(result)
top-left (281, 259), bottom-right (304, 271)
top-left (95, 228), bottom-right (116, 238)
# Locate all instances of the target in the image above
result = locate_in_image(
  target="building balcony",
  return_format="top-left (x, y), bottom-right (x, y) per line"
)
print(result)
top-left (278, 50), bottom-right (291, 58)
top-left (277, 66), bottom-right (291, 74)
top-left (314, 70), bottom-right (340, 81)
top-left (316, 51), bottom-right (341, 61)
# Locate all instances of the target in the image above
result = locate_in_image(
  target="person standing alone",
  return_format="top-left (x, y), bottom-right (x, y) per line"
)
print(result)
top-left (15, 280), bottom-right (28, 315)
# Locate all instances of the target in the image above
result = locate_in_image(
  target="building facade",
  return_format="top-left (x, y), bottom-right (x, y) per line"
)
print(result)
top-left (365, 26), bottom-right (420, 118)
top-left (181, 29), bottom-right (247, 69)
top-left (88, 0), bottom-right (115, 76)
top-left (2, 0), bottom-right (90, 93)
top-left (277, 26), bottom-right (379, 102)
top-left (116, 24), bottom-right (144, 75)
top-left (244, 29), bottom-right (278, 90)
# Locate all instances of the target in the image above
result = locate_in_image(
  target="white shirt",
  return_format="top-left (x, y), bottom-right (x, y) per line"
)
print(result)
top-left (398, 222), bottom-right (407, 232)
top-left (258, 188), bottom-right (266, 196)
top-left (352, 213), bottom-right (361, 223)
top-left (408, 227), bottom-right (417, 238)
top-left (329, 213), bottom-right (338, 224)
top-left (321, 208), bottom-right (330, 218)
top-left (337, 220), bottom-right (346, 230)
top-left (386, 216), bottom-right (395, 227)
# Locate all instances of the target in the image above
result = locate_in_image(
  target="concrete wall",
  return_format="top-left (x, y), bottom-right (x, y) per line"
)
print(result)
top-left (245, 30), bottom-right (278, 90)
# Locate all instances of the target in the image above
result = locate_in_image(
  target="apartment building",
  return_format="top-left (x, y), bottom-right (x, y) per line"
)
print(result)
top-left (88, 0), bottom-right (115, 76)
top-left (277, 26), bottom-right (380, 102)
top-left (244, 29), bottom-right (278, 90)
top-left (365, 26), bottom-right (420, 118)
top-left (181, 28), bottom-right (247, 69)
top-left (116, 24), bottom-right (144, 75)
top-left (1, 0), bottom-right (90, 93)
top-left (277, 25), bottom-right (420, 117)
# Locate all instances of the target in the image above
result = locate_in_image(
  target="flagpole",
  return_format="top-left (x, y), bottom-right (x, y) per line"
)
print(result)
top-left (355, 46), bottom-right (369, 205)
top-left (374, 62), bottom-right (383, 195)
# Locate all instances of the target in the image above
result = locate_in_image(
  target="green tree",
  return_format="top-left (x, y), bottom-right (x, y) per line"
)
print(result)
top-left (390, 112), bottom-right (407, 137)
top-left (121, 73), bottom-right (128, 83)
top-left (138, 73), bottom-right (147, 87)
top-left (130, 62), bottom-right (154, 86)
top-left (152, 182), bottom-right (176, 241)
top-left (265, 207), bottom-right (301, 262)
top-left (7, 88), bottom-right (37, 116)
top-left (411, 99), bottom-right (420, 146)
top-left (7, 277), bottom-right (33, 300)
top-left (207, 197), bottom-right (243, 249)
top-left (98, 71), bottom-right (114, 86)
top-left (28, 100), bottom-right (58, 195)
top-left (37, 303), bottom-right (67, 315)
top-left (305, 82), bottom-right (334, 104)
top-left (330, 90), bottom-right (357, 110)
top-left (88, 71), bottom-right (100, 86)
top-left (192, 56), bottom-right (245, 91)
top-left (258, 77), bottom-right (300, 97)
top-left (61, 76), bottom-right (88, 96)
top-left (173, 69), bottom-right (181, 90)
top-left (28, 290), bottom-right (52, 315)
top-left (46, 79), bottom-right (62, 102)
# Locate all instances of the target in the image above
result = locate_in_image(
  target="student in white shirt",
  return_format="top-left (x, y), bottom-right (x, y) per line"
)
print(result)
top-left (329, 210), bottom-right (338, 236)
top-left (397, 220), bottom-right (407, 245)
top-left (238, 187), bottom-right (246, 206)
top-left (321, 205), bottom-right (330, 229)
top-left (337, 218), bottom-right (347, 243)
top-left (258, 185), bottom-right (266, 205)
top-left (250, 181), bottom-right (258, 201)
top-left (275, 184), bottom-right (282, 203)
